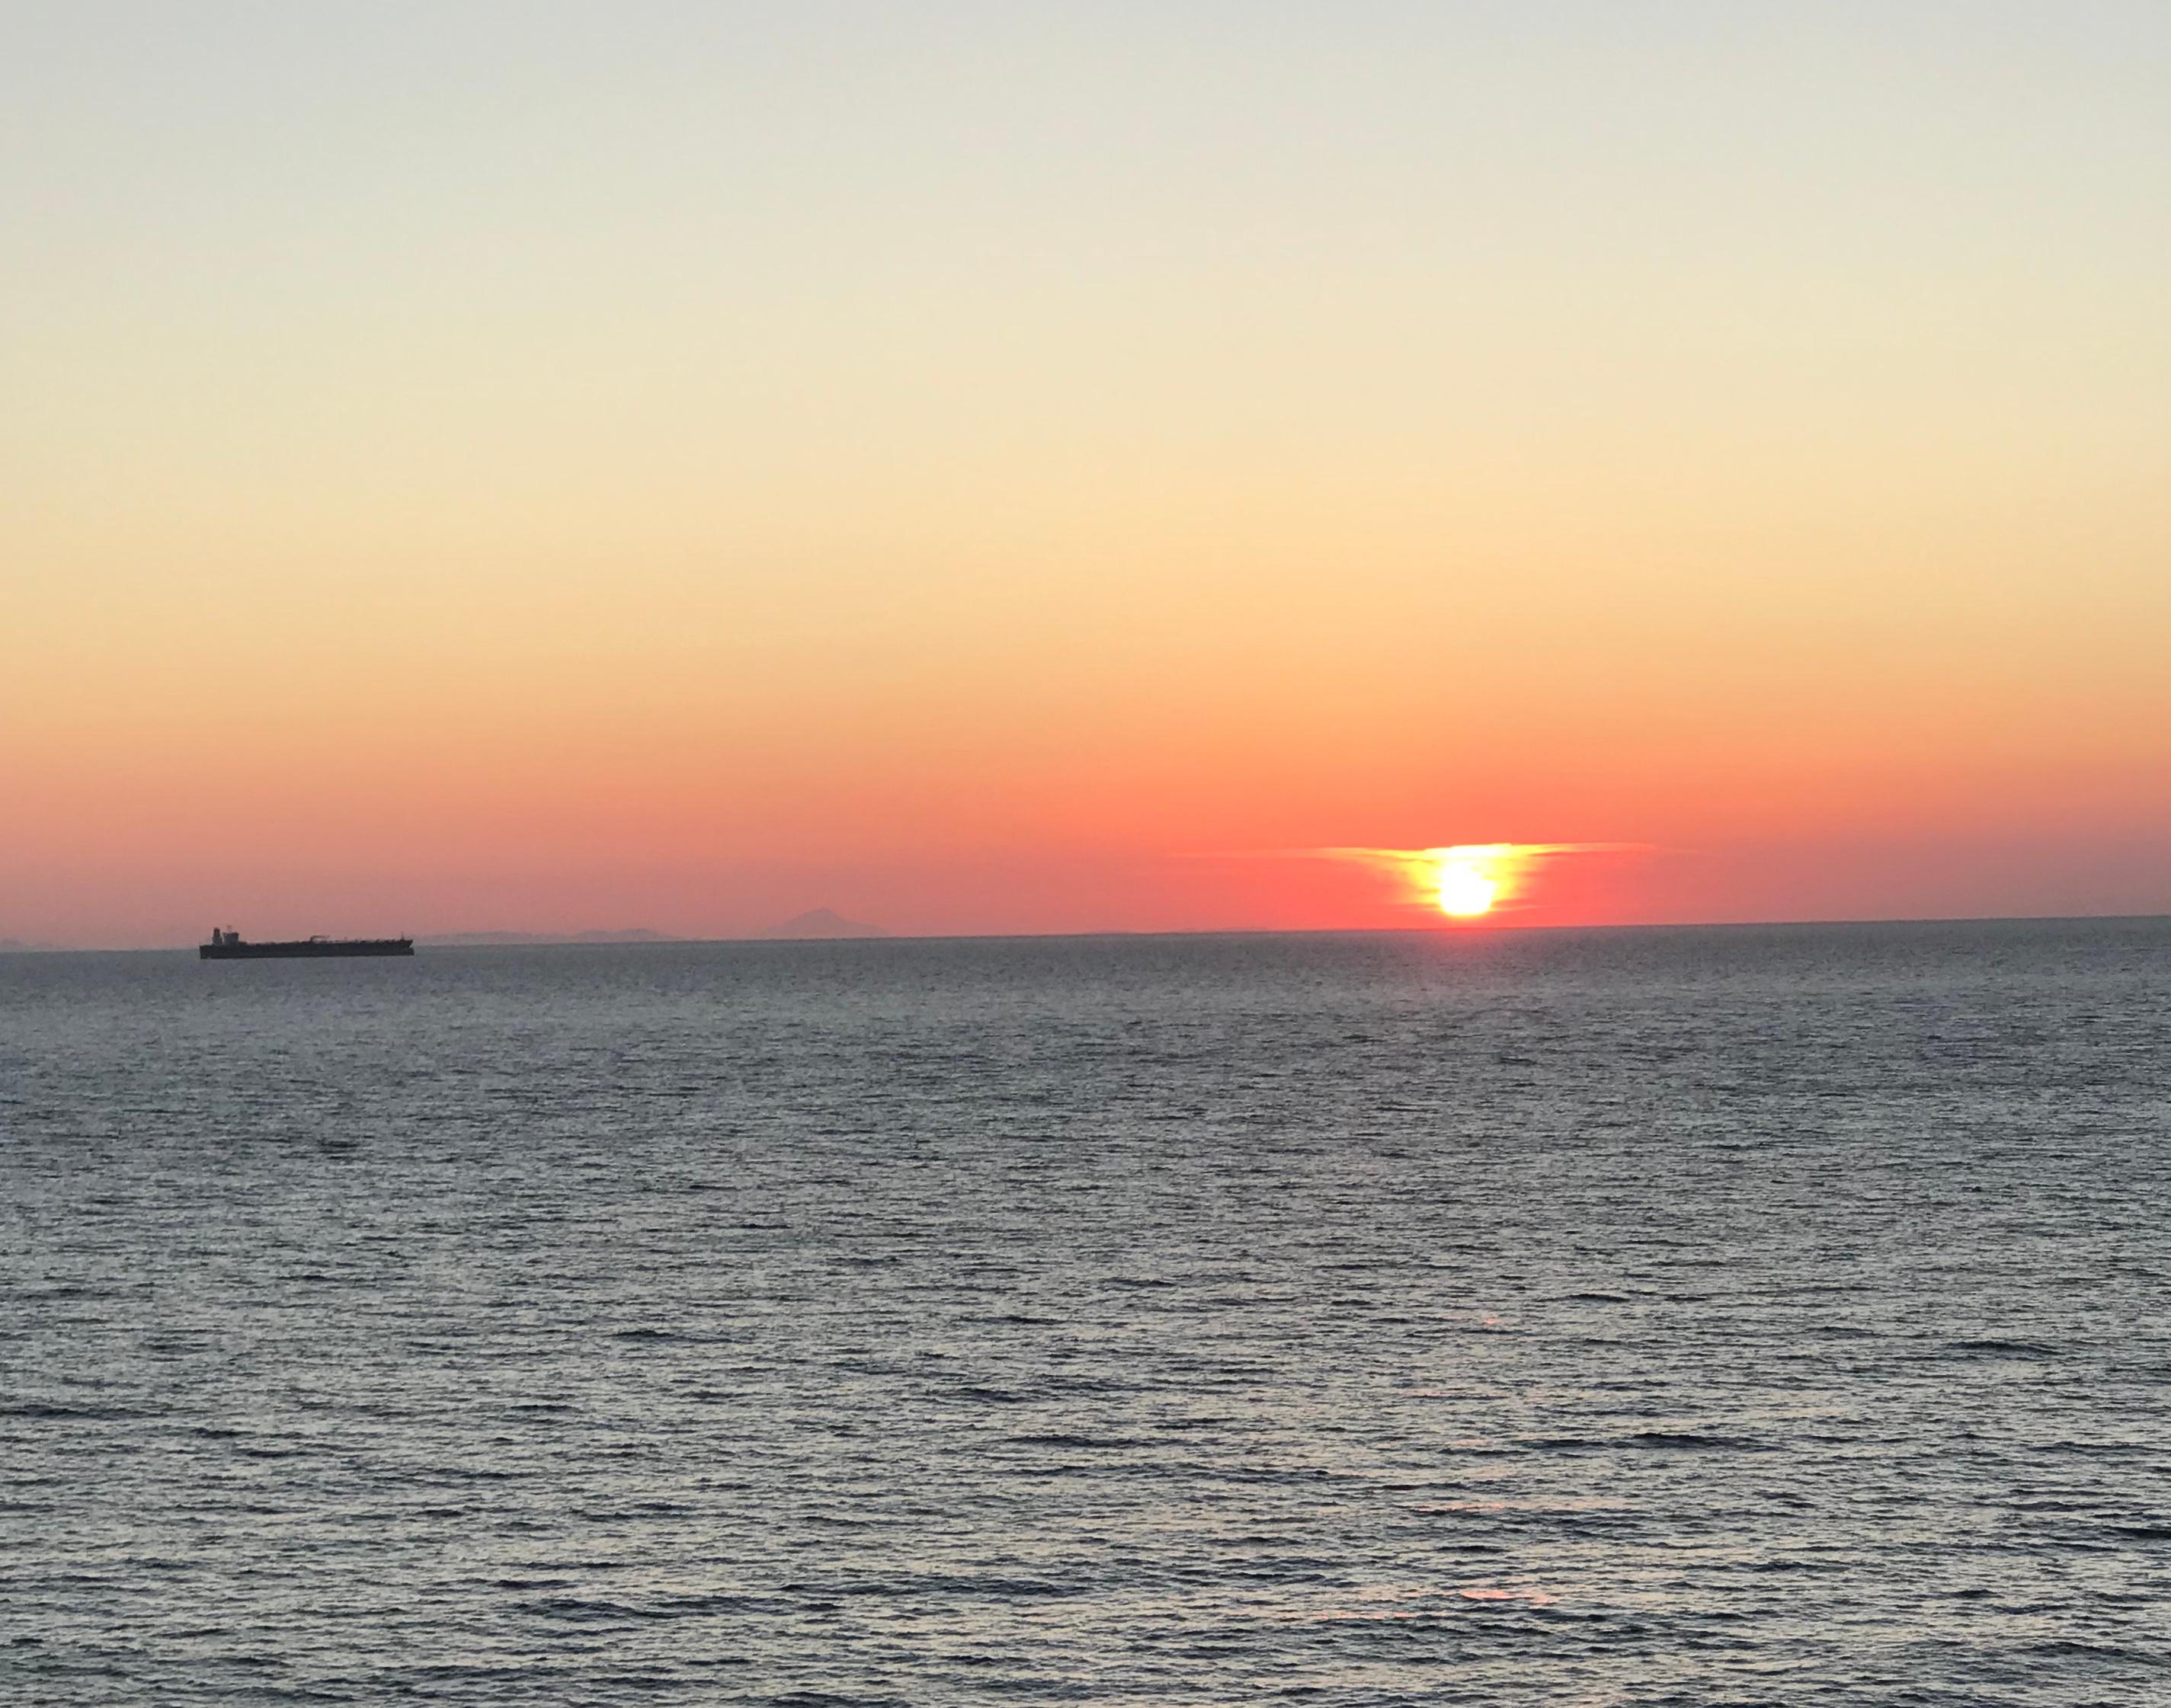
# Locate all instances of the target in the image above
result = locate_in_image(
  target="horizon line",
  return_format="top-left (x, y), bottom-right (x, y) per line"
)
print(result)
top-left (8, 909), bottom-right (2169, 956)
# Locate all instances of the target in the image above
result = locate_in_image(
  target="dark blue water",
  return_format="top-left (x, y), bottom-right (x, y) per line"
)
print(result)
top-left (5, 922), bottom-right (2168, 1703)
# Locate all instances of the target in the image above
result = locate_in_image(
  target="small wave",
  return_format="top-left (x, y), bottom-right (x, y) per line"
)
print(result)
top-left (518, 1593), bottom-right (760, 1621)
top-left (944, 1384), bottom-right (1026, 1404)
top-left (1944, 1338), bottom-right (2060, 1358)
top-left (1007, 1431), bottom-right (1150, 1450)
top-left (1622, 1430), bottom-right (1763, 1451)
top-left (1, 1401), bottom-right (142, 1422)
top-left (1459, 1585), bottom-right (1559, 1607)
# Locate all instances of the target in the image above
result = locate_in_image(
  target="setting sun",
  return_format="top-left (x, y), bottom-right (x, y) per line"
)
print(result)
top-left (1435, 846), bottom-right (1512, 918)
top-left (1437, 859), bottom-right (1497, 916)
top-left (1320, 842), bottom-right (1578, 923)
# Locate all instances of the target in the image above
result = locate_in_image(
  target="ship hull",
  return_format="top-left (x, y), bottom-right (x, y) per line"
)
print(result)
top-left (200, 939), bottom-right (414, 959)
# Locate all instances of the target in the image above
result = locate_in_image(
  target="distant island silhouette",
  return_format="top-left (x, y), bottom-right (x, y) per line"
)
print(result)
top-left (415, 916), bottom-right (887, 946)
top-left (423, 929), bottom-right (680, 946)
top-left (761, 908), bottom-right (885, 940)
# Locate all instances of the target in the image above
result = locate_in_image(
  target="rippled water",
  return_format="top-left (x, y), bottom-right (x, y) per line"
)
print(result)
top-left (5, 922), bottom-right (2168, 1703)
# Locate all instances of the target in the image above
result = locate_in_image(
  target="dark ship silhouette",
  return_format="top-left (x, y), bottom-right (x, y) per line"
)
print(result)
top-left (200, 927), bottom-right (413, 960)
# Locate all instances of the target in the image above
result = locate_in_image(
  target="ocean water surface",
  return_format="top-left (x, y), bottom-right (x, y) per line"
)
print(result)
top-left (3, 921), bottom-right (2167, 1703)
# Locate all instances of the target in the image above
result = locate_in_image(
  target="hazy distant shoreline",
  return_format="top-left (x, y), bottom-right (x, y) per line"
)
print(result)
top-left (427, 908), bottom-right (887, 946)
top-left (5, 913), bottom-right (2169, 957)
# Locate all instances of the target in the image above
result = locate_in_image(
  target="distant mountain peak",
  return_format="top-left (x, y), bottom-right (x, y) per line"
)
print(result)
top-left (762, 907), bottom-right (884, 940)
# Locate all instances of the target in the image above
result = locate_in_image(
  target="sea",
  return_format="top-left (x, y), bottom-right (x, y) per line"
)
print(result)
top-left (3, 920), bottom-right (2166, 1705)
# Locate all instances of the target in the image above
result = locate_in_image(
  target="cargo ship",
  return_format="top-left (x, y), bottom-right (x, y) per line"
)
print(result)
top-left (200, 927), bottom-right (414, 960)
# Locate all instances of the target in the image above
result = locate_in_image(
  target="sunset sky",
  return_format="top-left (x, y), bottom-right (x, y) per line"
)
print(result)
top-left (6, 2), bottom-right (2168, 945)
